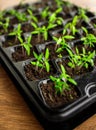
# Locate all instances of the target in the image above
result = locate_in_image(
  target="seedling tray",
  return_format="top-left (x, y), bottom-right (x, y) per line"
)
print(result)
top-left (1, 0), bottom-right (96, 129)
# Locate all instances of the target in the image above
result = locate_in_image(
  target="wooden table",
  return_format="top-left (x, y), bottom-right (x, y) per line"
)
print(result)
top-left (0, 0), bottom-right (96, 130)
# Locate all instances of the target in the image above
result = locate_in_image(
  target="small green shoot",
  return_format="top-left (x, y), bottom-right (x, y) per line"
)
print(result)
top-left (68, 48), bottom-right (95, 69)
top-left (55, 0), bottom-right (64, 7)
top-left (0, 11), bottom-right (5, 20)
top-left (27, 9), bottom-right (38, 23)
top-left (41, 7), bottom-right (51, 20)
top-left (31, 48), bottom-right (50, 72)
top-left (0, 17), bottom-right (10, 33)
top-left (49, 7), bottom-right (63, 25)
top-left (8, 9), bottom-right (28, 22)
top-left (81, 27), bottom-right (96, 48)
top-left (18, 35), bottom-right (32, 56)
top-left (32, 23), bottom-right (56, 41)
top-left (53, 35), bottom-right (74, 54)
top-left (9, 24), bottom-right (22, 38)
top-left (78, 8), bottom-right (89, 22)
top-left (63, 15), bottom-right (79, 35)
top-left (50, 64), bottom-right (77, 94)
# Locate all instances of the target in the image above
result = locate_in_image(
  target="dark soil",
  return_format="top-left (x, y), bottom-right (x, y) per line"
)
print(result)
top-left (62, 5), bottom-right (78, 14)
top-left (57, 57), bottom-right (93, 77)
top-left (9, 16), bottom-right (28, 25)
top-left (62, 13), bottom-right (72, 20)
top-left (21, 22), bottom-right (34, 33)
top-left (2, 35), bottom-right (24, 47)
top-left (12, 46), bottom-right (34, 62)
top-left (0, 25), bottom-right (14, 35)
top-left (76, 20), bottom-right (91, 29)
top-left (51, 30), bottom-right (81, 42)
top-left (24, 62), bottom-right (56, 81)
top-left (93, 56), bottom-right (96, 67)
top-left (9, 17), bottom-right (20, 25)
top-left (41, 43), bottom-right (69, 59)
top-left (49, 25), bottom-right (63, 35)
top-left (39, 43), bottom-right (58, 59)
top-left (72, 40), bottom-right (96, 53)
top-left (40, 81), bottom-right (79, 108)
top-left (35, 14), bottom-right (47, 23)
top-left (81, 28), bottom-right (96, 36)
top-left (90, 18), bottom-right (96, 25)
top-left (86, 11), bottom-right (95, 18)
top-left (30, 34), bottom-right (51, 46)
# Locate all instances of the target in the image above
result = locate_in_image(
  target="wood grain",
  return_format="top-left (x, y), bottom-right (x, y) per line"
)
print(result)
top-left (0, 0), bottom-right (96, 130)
top-left (0, 65), bottom-right (43, 130)
top-left (1, 65), bottom-right (96, 130)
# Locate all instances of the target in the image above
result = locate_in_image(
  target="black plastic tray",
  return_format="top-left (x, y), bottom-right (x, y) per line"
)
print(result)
top-left (0, 0), bottom-right (96, 129)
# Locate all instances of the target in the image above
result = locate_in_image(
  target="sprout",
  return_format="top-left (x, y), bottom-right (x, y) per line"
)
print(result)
top-left (50, 65), bottom-right (77, 94)
top-left (31, 48), bottom-right (50, 72)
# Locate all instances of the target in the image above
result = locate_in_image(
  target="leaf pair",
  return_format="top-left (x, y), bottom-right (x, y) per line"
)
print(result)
top-left (31, 48), bottom-right (50, 72)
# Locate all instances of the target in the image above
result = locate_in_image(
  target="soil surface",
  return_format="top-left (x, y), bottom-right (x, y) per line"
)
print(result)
top-left (12, 46), bottom-right (34, 62)
top-left (41, 43), bottom-right (69, 59)
top-left (40, 81), bottom-right (79, 108)
top-left (24, 62), bottom-right (56, 81)
top-left (30, 34), bottom-right (51, 46)
top-left (57, 58), bottom-right (94, 77)
top-left (21, 23), bottom-right (34, 33)
top-left (0, 25), bottom-right (14, 35)
top-left (2, 35), bottom-right (23, 47)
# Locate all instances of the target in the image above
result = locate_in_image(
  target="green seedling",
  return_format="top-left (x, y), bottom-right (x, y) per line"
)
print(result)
top-left (8, 9), bottom-right (28, 22)
top-left (49, 7), bottom-right (63, 25)
top-left (32, 23), bottom-right (56, 41)
top-left (78, 8), bottom-right (89, 22)
top-left (31, 22), bottom-right (38, 29)
top-left (53, 35), bottom-right (74, 54)
top-left (31, 48), bottom-right (50, 72)
top-left (81, 27), bottom-right (96, 48)
top-left (63, 15), bottom-right (79, 35)
top-left (0, 11), bottom-right (5, 20)
top-left (9, 24), bottom-right (22, 38)
top-left (0, 17), bottom-right (10, 33)
top-left (50, 64), bottom-right (77, 94)
top-left (41, 7), bottom-right (51, 20)
top-left (27, 9), bottom-right (38, 23)
top-left (55, 0), bottom-right (64, 7)
top-left (68, 47), bottom-right (95, 69)
top-left (18, 35), bottom-right (32, 56)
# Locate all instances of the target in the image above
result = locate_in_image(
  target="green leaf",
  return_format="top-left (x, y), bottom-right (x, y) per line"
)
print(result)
top-left (31, 22), bottom-right (38, 29)
top-left (31, 61), bottom-right (36, 65)
top-left (57, 37), bottom-right (62, 45)
top-left (64, 35), bottom-right (74, 39)
top-left (68, 78), bottom-right (77, 85)
top-left (27, 35), bottom-right (32, 44)
top-left (44, 31), bottom-right (48, 40)
top-left (60, 64), bottom-right (66, 75)
top-left (68, 62), bottom-right (74, 68)
top-left (45, 61), bottom-right (50, 72)
top-left (33, 51), bottom-right (38, 59)
top-left (18, 36), bottom-right (23, 44)
top-left (82, 27), bottom-right (88, 35)
top-left (45, 48), bottom-right (49, 59)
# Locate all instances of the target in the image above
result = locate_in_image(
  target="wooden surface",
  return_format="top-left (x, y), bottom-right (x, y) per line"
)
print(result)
top-left (0, 0), bottom-right (96, 130)
top-left (1, 66), bottom-right (96, 130)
